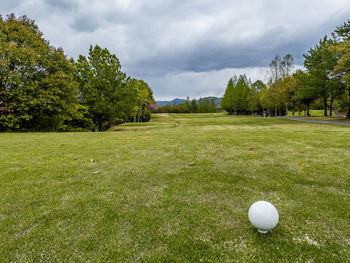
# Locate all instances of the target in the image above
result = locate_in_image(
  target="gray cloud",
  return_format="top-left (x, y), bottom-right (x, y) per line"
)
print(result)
top-left (1, 0), bottom-right (349, 99)
top-left (43, 0), bottom-right (77, 11)
top-left (70, 15), bottom-right (100, 33)
top-left (0, 0), bottom-right (21, 13)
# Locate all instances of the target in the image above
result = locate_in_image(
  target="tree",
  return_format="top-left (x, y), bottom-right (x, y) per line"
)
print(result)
top-left (248, 80), bottom-right (265, 114)
top-left (0, 14), bottom-right (80, 131)
top-left (199, 98), bottom-right (210, 113)
top-left (184, 96), bottom-right (191, 113)
top-left (334, 20), bottom-right (350, 42)
top-left (191, 98), bottom-right (198, 113)
top-left (264, 54), bottom-right (294, 116)
top-left (232, 75), bottom-right (250, 114)
top-left (279, 76), bottom-right (298, 115)
top-left (260, 82), bottom-right (285, 116)
top-left (294, 70), bottom-right (319, 116)
top-left (304, 36), bottom-right (338, 116)
top-left (221, 75), bottom-right (251, 114)
top-left (75, 45), bottom-right (129, 131)
top-left (280, 54), bottom-right (294, 78)
top-left (333, 20), bottom-right (350, 117)
top-left (327, 74), bottom-right (346, 116)
top-left (128, 79), bottom-right (154, 122)
top-left (221, 78), bottom-right (235, 114)
top-left (210, 98), bottom-right (218, 113)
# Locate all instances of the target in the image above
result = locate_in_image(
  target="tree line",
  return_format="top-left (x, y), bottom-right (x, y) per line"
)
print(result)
top-left (222, 20), bottom-right (350, 117)
top-left (158, 97), bottom-right (218, 113)
top-left (0, 14), bottom-right (155, 132)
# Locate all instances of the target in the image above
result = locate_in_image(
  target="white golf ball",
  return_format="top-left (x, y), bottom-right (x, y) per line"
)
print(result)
top-left (248, 201), bottom-right (279, 234)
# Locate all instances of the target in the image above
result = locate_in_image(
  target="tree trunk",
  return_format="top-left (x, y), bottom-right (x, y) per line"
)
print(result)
top-left (298, 103), bottom-right (301, 115)
top-left (307, 102), bottom-right (310, 116)
top-left (292, 101), bottom-right (295, 116)
top-left (329, 97), bottom-right (334, 116)
top-left (286, 103), bottom-right (288, 116)
top-left (347, 88), bottom-right (350, 118)
top-left (323, 97), bottom-right (328, 116)
top-left (275, 102), bottom-right (277, 117)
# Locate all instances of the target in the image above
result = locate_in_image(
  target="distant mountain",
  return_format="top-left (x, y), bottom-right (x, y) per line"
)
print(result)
top-left (156, 98), bottom-right (186, 106)
top-left (198, 97), bottom-right (222, 108)
top-left (156, 97), bottom-right (222, 108)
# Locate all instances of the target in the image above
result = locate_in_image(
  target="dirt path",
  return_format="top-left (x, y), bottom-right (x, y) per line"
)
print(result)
top-left (280, 116), bottom-right (350, 126)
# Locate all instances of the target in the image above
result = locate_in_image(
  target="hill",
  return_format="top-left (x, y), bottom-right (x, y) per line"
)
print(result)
top-left (157, 97), bottom-right (222, 108)
top-left (156, 98), bottom-right (186, 106)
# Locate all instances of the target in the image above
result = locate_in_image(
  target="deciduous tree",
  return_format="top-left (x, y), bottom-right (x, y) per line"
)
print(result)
top-left (0, 14), bottom-right (80, 131)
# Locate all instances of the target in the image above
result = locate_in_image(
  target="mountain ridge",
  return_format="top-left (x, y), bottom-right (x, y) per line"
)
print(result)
top-left (156, 96), bottom-right (222, 107)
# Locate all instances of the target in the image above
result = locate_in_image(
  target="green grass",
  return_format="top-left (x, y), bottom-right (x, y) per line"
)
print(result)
top-left (1, 113), bottom-right (350, 262)
top-left (288, 110), bottom-right (350, 122)
top-left (288, 110), bottom-right (325, 117)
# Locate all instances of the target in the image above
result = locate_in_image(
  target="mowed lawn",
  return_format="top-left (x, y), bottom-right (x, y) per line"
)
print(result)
top-left (1, 113), bottom-right (350, 262)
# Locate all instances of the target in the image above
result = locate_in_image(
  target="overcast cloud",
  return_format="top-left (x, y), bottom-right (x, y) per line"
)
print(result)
top-left (1, 0), bottom-right (349, 99)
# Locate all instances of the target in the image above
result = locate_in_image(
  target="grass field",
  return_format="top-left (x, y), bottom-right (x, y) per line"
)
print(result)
top-left (288, 110), bottom-right (350, 122)
top-left (288, 110), bottom-right (327, 117)
top-left (1, 113), bottom-right (350, 262)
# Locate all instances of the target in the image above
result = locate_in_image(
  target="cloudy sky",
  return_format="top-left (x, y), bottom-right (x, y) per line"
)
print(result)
top-left (1, 0), bottom-right (349, 100)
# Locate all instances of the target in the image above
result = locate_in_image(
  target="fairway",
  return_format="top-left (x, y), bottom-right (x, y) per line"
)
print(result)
top-left (1, 113), bottom-right (349, 262)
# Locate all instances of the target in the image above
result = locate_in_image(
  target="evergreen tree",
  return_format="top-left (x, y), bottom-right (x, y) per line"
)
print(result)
top-left (233, 75), bottom-right (250, 114)
top-left (75, 45), bottom-right (129, 130)
top-left (191, 98), bottom-right (198, 113)
top-left (222, 75), bottom-right (251, 114)
top-left (210, 98), bottom-right (218, 113)
top-left (221, 78), bottom-right (235, 114)
top-left (184, 96), bottom-right (191, 113)
top-left (198, 98), bottom-right (204, 113)
top-left (304, 36), bottom-right (338, 116)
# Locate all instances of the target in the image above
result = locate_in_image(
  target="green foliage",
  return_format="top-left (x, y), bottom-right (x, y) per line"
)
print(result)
top-left (303, 36), bottom-right (341, 115)
top-left (257, 23), bottom-right (350, 117)
top-left (158, 97), bottom-right (217, 113)
top-left (333, 20), bottom-right (350, 116)
top-left (0, 14), bottom-right (80, 131)
top-left (0, 14), bottom-right (155, 132)
top-left (260, 81), bottom-right (289, 115)
top-left (128, 78), bottom-right (155, 122)
top-left (191, 98), bottom-right (198, 113)
top-left (248, 80), bottom-right (264, 113)
top-left (294, 70), bottom-right (319, 115)
top-left (75, 46), bottom-right (155, 130)
top-left (334, 20), bottom-right (350, 42)
top-left (234, 75), bottom-right (250, 113)
top-left (221, 78), bottom-right (235, 113)
top-left (222, 75), bottom-right (259, 115)
top-left (198, 97), bottom-right (217, 113)
top-left (60, 104), bottom-right (94, 131)
top-left (259, 54), bottom-right (295, 116)
top-left (75, 45), bottom-right (128, 130)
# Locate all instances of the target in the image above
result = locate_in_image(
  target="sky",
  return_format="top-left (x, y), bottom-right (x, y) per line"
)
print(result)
top-left (1, 0), bottom-right (349, 100)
